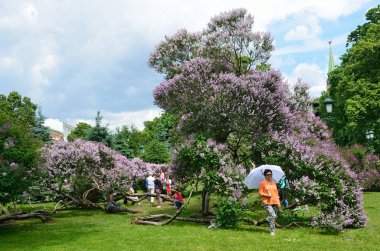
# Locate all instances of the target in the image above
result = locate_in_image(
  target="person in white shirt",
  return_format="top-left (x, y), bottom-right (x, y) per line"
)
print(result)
top-left (146, 173), bottom-right (155, 204)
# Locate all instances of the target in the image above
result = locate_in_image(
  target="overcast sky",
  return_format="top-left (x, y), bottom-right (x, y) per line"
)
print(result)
top-left (0, 0), bottom-right (376, 130)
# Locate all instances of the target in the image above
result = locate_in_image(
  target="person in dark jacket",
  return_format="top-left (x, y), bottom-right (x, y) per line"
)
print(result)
top-left (154, 176), bottom-right (163, 208)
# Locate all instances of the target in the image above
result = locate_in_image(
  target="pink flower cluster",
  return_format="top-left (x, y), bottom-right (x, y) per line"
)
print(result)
top-left (40, 140), bottom-right (168, 203)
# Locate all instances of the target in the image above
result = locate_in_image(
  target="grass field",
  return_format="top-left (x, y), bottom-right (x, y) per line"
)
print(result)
top-left (0, 192), bottom-right (379, 251)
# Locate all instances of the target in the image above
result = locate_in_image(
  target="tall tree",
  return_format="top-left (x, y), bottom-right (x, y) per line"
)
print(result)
top-left (86, 111), bottom-right (112, 146)
top-left (112, 125), bottom-right (136, 159)
top-left (149, 9), bottom-right (367, 231)
top-left (67, 122), bottom-right (92, 141)
top-left (141, 139), bottom-right (171, 164)
top-left (149, 8), bottom-right (273, 79)
top-left (33, 107), bottom-right (52, 143)
top-left (150, 9), bottom-right (289, 214)
top-left (0, 92), bottom-right (42, 207)
top-left (327, 5), bottom-right (380, 153)
top-left (139, 112), bottom-right (176, 163)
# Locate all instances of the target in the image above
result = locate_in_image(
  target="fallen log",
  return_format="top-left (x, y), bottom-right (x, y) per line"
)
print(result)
top-left (0, 201), bottom-right (62, 224)
top-left (0, 212), bottom-right (50, 223)
top-left (132, 188), bottom-right (196, 226)
top-left (132, 214), bottom-right (212, 225)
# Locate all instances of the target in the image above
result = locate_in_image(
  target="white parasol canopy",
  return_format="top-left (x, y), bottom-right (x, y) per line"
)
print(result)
top-left (244, 164), bottom-right (284, 189)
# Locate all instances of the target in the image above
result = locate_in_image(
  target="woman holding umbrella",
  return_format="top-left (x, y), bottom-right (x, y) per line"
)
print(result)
top-left (259, 169), bottom-right (281, 236)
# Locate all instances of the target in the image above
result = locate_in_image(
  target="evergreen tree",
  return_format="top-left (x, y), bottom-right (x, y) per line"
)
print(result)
top-left (141, 139), bottom-right (171, 164)
top-left (112, 125), bottom-right (135, 159)
top-left (33, 107), bottom-right (52, 144)
top-left (86, 111), bottom-right (112, 146)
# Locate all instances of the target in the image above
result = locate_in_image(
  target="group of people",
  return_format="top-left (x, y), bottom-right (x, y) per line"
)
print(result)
top-left (145, 171), bottom-right (183, 210)
top-left (107, 167), bottom-right (283, 236)
top-left (105, 170), bottom-right (184, 213)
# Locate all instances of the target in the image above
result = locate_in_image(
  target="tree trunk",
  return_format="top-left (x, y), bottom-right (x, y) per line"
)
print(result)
top-left (0, 202), bottom-right (62, 224)
top-left (201, 190), bottom-right (211, 215)
top-left (131, 188), bottom-right (200, 226)
top-left (0, 212), bottom-right (50, 223)
top-left (132, 214), bottom-right (212, 226)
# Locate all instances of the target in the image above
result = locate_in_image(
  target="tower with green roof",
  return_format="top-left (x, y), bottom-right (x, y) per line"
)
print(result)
top-left (327, 41), bottom-right (335, 90)
top-left (328, 41), bottom-right (335, 73)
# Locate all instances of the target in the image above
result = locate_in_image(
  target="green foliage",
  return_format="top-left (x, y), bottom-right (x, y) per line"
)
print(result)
top-left (327, 5), bottom-right (380, 154)
top-left (33, 107), bottom-right (52, 143)
top-left (0, 91), bottom-right (37, 126)
top-left (346, 4), bottom-right (380, 47)
top-left (112, 125), bottom-right (138, 159)
top-left (67, 122), bottom-right (92, 141)
top-left (0, 92), bottom-right (42, 206)
top-left (86, 111), bottom-right (112, 146)
top-left (143, 112), bottom-right (177, 143)
top-left (138, 112), bottom-right (176, 162)
top-left (216, 197), bottom-right (243, 228)
top-left (174, 135), bottom-right (220, 183)
top-left (141, 139), bottom-right (171, 164)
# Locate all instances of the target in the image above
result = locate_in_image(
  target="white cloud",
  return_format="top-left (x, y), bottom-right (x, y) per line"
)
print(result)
top-left (269, 55), bottom-right (296, 69)
top-left (287, 63), bottom-right (327, 97)
top-left (0, 57), bottom-right (19, 70)
top-left (274, 33), bottom-right (348, 56)
top-left (66, 108), bottom-right (162, 131)
top-left (284, 16), bottom-right (322, 42)
top-left (20, 3), bottom-right (38, 24)
top-left (0, 0), bottom-right (374, 127)
top-left (44, 118), bottom-right (64, 132)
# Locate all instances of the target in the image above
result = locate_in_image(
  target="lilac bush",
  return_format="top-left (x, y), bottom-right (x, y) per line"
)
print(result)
top-left (154, 58), bottom-right (292, 146)
top-left (172, 135), bottom-right (248, 215)
top-left (149, 8), bottom-right (273, 79)
top-left (40, 139), bottom-right (167, 207)
top-left (149, 8), bottom-right (367, 231)
top-left (254, 112), bottom-right (367, 231)
top-left (339, 145), bottom-right (380, 191)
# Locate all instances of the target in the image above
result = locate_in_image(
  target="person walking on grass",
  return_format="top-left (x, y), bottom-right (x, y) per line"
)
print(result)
top-left (259, 169), bottom-right (281, 236)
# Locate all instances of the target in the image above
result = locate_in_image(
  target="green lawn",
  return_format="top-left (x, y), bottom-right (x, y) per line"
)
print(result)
top-left (1, 192), bottom-right (379, 251)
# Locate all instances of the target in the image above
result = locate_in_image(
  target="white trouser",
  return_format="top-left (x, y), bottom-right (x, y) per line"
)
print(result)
top-left (148, 186), bottom-right (154, 203)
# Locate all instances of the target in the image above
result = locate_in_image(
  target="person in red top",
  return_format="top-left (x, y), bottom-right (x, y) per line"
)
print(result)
top-left (172, 190), bottom-right (184, 210)
top-left (259, 169), bottom-right (281, 236)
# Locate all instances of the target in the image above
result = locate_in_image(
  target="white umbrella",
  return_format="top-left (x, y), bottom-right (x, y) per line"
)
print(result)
top-left (244, 164), bottom-right (284, 189)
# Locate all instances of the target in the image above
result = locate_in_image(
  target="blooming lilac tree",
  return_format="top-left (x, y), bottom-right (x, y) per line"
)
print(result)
top-left (149, 8), bottom-right (368, 231)
top-left (39, 140), bottom-right (167, 208)
top-left (173, 135), bottom-right (247, 215)
top-left (151, 8), bottom-right (290, 217)
top-left (253, 111), bottom-right (367, 231)
top-left (149, 8), bottom-right (273, 79)
top-left (154, 58), bottom-right (292, 149)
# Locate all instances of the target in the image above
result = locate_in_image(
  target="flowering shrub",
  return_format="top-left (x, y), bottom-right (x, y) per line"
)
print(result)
top-left (149, 8), bottom-right (368, 231)
top-left (339, 145), bottom-right (380, 191)
top-left (40, 140), bottom-right (167, 207)
top-left (173, 135), bottom-right (248, 216)
top-left (358, 169), bottom-right (380, 191)
top-left (253, 112), bottom-right (367, 232)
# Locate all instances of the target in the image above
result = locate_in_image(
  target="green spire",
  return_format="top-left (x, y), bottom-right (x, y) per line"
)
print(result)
top-left (328, 41), bottom-right (335, 73)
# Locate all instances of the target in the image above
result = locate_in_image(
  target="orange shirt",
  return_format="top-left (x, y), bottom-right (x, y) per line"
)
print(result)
top-left (259, 180), bottom-right (280, 205)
